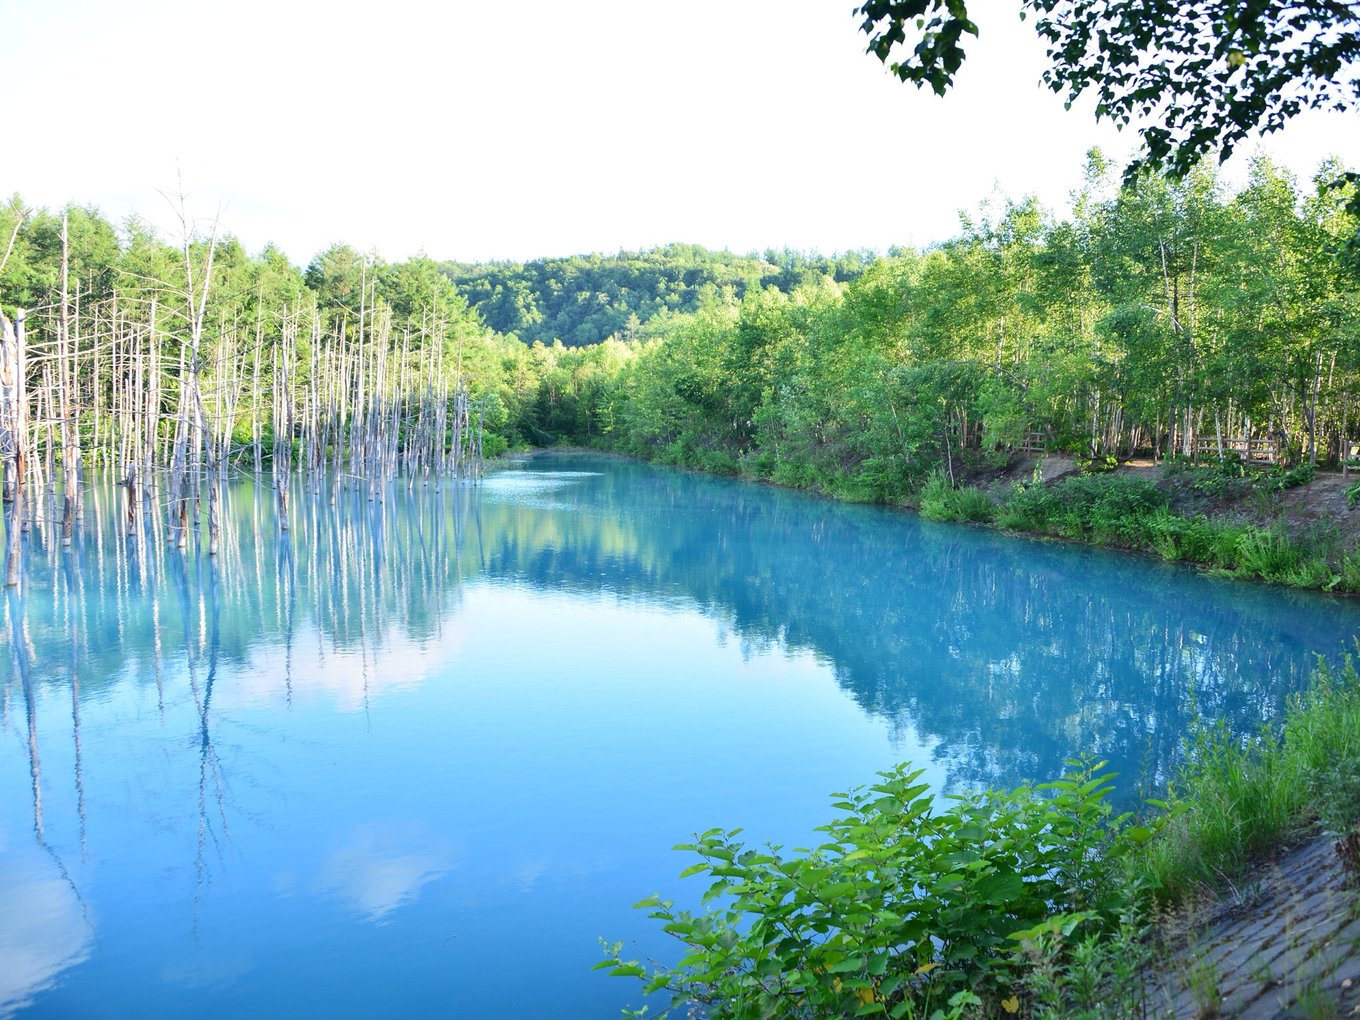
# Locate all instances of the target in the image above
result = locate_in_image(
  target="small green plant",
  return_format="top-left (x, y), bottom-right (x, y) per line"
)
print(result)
top-left (1249, 955), bottom-right (1277, 987)
top-left (1183, 950), bottom-right (1222, 1018)
top-left (1291, 971), bottom-right (1334, 1020)
top-left (996, 482), bottom-right (1061, 531)
top-left (1346, 480), bottom-right (1360, 510)
top-left (1268, 462), bottom-right (1315, 491)
top-left (918, 471), bottom-right (996, 524)
top-left (601, 759), bottom-right (1157, 1018)
top-left (1234, 529), bottom-right (1303, 581)
top-left (1015, 901), bottom-right (1152, 1019)
top-left (947, 486), bottom-right (997, 523)
top-left (1078, 453), bottom-right (1118, 474)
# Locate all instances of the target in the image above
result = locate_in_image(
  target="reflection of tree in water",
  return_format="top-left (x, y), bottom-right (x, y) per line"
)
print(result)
top-left (167, 552), bottom-right (232, 935)
top-left (5, 459), bottom-right (1356, 815)
top-left (479, 455), bottom-right (1353, 796)
top-left (3, 584), bottom-right (93, 1016)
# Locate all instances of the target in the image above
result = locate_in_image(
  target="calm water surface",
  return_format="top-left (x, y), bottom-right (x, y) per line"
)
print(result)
top-left (2, 453), bottom-right (1356, 1017)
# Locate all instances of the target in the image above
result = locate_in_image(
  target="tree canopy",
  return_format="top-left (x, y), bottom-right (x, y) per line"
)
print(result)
top-left (856, 1), bottom-right (1360, 191)
top-left (441, 245), bottom-right (870, 347)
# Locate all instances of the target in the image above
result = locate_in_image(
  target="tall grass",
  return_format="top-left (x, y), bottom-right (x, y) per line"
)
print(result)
top-left (985, 473), bottom-right (1360, 594)
top-left (918, 471), bottom-right (997, 523)
top-left (1137, 655), bottom-right (1360, 905)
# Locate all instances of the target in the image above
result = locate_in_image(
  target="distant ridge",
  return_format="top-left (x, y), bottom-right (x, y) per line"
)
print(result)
top-left (440, 243), bottom-right (872, 347)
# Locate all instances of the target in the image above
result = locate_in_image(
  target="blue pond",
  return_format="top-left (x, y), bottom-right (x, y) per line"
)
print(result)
top-left (0, 453), bottom-right (1355, 1017)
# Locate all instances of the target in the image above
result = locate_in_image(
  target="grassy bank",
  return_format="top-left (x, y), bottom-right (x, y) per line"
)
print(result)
top-left (1139, 655), bottom-right (1360, 905)
top-left (917, 466), bottom-right (1360, 594)
top-left (602, 657), bottom-right (1360, 1018)
top-left (562, 439), bottom-right (1360, 596)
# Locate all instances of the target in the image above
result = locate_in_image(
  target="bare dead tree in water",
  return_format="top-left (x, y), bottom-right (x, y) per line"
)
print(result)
top-left (2, 310), bottom-right (28, 586)
top-left (58, 214), bottom-right (82, 547)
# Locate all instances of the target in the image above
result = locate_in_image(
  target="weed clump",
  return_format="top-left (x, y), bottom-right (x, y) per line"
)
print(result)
top-left (918, 471), bottom-right (997, 524)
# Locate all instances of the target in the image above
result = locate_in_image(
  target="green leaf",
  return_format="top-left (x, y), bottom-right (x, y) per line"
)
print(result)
top-left (827, 955), bottom-right (869, 974)
top-left (1125, 824), bottom-right (1154, 844)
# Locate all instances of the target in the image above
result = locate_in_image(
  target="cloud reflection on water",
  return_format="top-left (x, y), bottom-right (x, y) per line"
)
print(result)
top-left (0, 846), bottom-right (92, 1020)
top-left (315, 824), bottom-right (455, 924)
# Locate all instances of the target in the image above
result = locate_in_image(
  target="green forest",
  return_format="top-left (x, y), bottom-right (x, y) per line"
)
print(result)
top-left (0, 150), bottom-right (1357, 513)
top-left (444, 244), bottom-right (873, 347)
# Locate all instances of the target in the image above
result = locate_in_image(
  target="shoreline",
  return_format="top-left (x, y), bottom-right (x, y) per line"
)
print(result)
top-left (519, 443), bottom-right (1360, 598)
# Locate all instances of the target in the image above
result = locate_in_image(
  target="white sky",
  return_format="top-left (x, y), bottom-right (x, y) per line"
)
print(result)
top-left (1, 0), bottom-right (1356, 266)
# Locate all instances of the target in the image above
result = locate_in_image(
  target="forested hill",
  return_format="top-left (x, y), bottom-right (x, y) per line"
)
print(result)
top-left (440, 243), bottom-right (871, 347)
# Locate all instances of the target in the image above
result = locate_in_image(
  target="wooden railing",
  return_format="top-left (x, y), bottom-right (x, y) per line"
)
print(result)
top-left (1193, 436), bottom-right (1278, 464)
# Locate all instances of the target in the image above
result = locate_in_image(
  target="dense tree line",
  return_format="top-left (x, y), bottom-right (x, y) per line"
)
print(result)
top-left (0, 150), bottom-right (1356, 517)
top-left (537, 153), bottom-right (1360, 505)
top-left (440, 244), bottom-right (871, 347)
top-left (0, 202), bottom-right (545, 466)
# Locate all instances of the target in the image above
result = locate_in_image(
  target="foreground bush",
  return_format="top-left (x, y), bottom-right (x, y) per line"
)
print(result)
top-left (601, 656), bottom-right (1360, 1017)
top-left (601, 760), bottom-right (1157, 1018)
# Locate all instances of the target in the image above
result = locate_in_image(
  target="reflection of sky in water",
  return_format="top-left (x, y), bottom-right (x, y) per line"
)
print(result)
top-left (314, 825), bottom-right (456, 924)
top-left (481, 470), bottom-right (602, 507)
top-left (0, 841), bottom-right (92, 1020)
top-left (0, 454), bottom-right (1357, 1018)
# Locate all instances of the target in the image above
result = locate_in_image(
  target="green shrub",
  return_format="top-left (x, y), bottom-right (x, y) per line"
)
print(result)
top-left (1234, 528), bottom-right (1303, 581)
top-left (1205, 521), bottom-right (1250, 569)
top-left (658, 439), bottom-right (689, 466)
top-left (602, 760), bottom-right (1155, 1019)
top-left (917, 470), bottom-right (955, 519)
top-left (737, 448), bottom-right (775, 481)
top-left (1017, 906), bottom-right (1152, 1020)
top-left (695, 447), bottom-right (740, 475)
top-left (1268, 462), bottom-right (1315, 491)
top-left (1286, 556), bottom-right (1338, 590)
top-left (1335, 550), bottom-right (1360, 592)
top-left (1145, 509), bottom-right (1220, 563)
top-left (1076, 453), bottom-right (1118, 474)
top-left (949, 487), bottom-right (998, 523)
top-left (918, 472), bottom-right (996, 524)
top-left (842, 456), bottom-right (914, 505)
top-left (481, 432), bottom-right (509, 459)
top-left (996, 474), bottom-right (1168, 546)
top-left (1056, 474), bottom-right (1167, 522)
top-left (996, 484), bottom-right (1061, 532)
top-left (771, 456), bottom-right (823, 491)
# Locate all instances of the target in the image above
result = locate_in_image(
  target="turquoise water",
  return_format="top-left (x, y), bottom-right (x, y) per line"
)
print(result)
top-left (1, 453), bottom-right (1355, 1018)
